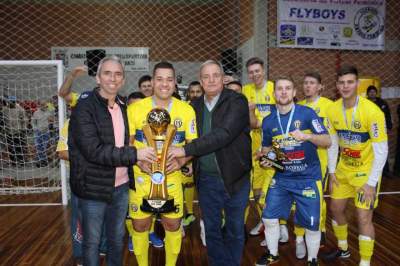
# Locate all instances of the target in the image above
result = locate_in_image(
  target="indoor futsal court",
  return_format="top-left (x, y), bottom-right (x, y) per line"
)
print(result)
top-left (1, 0), bottom-right (400, 265)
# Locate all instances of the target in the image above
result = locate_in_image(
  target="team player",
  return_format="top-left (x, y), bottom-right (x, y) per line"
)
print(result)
top-left (127, 62), bottom-right (197, 266)
top-left (242, 57), bottom-right (285, 243)
top-left (256, 77), bottom-right (331, 266)
top-left (322, 65), bottom-right (388, 266)
top-left (295, 71), bottom-right (333, 259)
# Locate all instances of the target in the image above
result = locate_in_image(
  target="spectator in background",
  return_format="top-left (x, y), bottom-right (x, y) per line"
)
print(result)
top-left (367, 85), bottom-right (393, 176)
top-left (32, 100), bottom-right (53, 167)
top-left (138, 75), bottom-right (153, 97)
top-left (227, 80), bottom-right (242, 93)
top-left (4, 98), bottom-right (29, 167)
top-left (223, 69), bottom-right (238, 85)
top-left (186, 81), bottom-right (204, 102)
top-left (127, 92), bottom-right (145, 105)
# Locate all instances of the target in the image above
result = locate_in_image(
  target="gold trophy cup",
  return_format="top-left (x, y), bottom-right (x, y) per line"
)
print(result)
top-left (260, 139), bottom-right (287, 172)
top-left (140, 108), bottom-right (178, 214)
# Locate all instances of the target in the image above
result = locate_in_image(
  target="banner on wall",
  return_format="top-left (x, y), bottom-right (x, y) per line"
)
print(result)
top-left (277, 0), bottom-right (386, 51)
top-left (51, 47), bottom-right (149, 71)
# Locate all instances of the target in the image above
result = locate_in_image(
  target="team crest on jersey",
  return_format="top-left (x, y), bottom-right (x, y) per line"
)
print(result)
top-left (174, 118), bottom-right (183, 128)
top-left (294, 120), bottom-right (301, 129)
top-left (130, 203), bottom-right (138, 212)
top-left (353, 121), bottom-right (361, 129)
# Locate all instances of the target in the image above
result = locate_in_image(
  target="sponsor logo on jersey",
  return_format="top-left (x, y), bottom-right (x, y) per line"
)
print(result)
top-left (286, 150), bottom-right (305, 161)
top-left (342, 148), bottom-right (361, 158)
top-left (372, 122), bottom-right (379, 138)
top-left (312, 119), bottom-right (324, 133)
top-left (302, 188), bottom-right (316, 199)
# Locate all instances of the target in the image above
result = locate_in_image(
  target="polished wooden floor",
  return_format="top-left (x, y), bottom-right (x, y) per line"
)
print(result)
top-left (1, 176), bottom-right (400, 266)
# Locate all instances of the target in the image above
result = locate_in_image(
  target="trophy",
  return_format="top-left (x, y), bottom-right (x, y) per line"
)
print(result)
top-left (140, 108), bottom-right (178, 214)
top-left (260, 140), bottom-right (287, 172)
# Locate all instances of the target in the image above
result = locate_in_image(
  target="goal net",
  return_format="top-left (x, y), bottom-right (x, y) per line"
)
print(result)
top-left (0, 60), bottom-right (67, 206)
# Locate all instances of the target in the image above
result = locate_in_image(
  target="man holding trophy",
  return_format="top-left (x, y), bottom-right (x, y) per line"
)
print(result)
top-left (255, 77), bottom-right (331, 266)
top-left (127, 62), bottom-right (197, 266)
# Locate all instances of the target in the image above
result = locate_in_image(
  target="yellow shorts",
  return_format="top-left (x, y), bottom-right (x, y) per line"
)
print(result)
top-left (129, 174), bottom-right (183, 219)
top-left (331, 168), bottom-right (381, 210)
top-left (181, 173), bottom-right (194, 186)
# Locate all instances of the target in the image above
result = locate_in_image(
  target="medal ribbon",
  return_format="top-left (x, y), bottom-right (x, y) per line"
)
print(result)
top-left (277, 104), bottom-right (296, 138)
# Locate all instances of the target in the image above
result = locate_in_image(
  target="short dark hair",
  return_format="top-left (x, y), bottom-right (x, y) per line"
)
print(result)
top-left (246, 57), bottom-right (264, 68)
top-left (188, 81), bottom-right (201, 89)
top-left (337, 65), bottom-right (358, 80)
top-left (138, 75), bottom-right (152, 88)
top-left (367, 85), bottom-right (378, 94)
top-left (304, 71), bottom-right (321, 84)
top-left (153, 61), bottom-right (175, 77)
top-left (128, 91), bottom-right (146, 101)
top-left (274, 76), bottom-right (295, 88)
top-left (227, 80), bottom-right (242, 88)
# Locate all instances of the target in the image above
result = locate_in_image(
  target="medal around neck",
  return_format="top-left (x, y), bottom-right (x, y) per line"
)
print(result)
top-left (141, 108), bottom-right (178, 214)
top-left (260, 140), bottom-right (287, 172)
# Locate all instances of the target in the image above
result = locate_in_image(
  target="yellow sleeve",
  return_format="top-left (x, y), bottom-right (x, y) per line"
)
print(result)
top-left (255, 108), bottom-right (263, 125)
top-left (56, 120), bottom-right (69, 152)
top-left (69, 92), bottom-right (80, 108)
top-left (127, 103), bottom-right (137, 138)
top-left (185, 105), bottom-right (198, 141)
top-left (368, 106), bottom-right (387, 142)
top-left (266, 80), bottom-right (275, 104)
top-left (325, 107), bottom-right (337, 135)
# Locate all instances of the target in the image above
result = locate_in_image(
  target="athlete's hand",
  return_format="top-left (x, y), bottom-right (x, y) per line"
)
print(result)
top-left (137, 147), bottom-right (157, 164)
top-left (357, 183), bottom-right (376, 207)
top-left (328, 173), bottom-right (339, 194)
top-left (166, 157), bottom-right (185, 174)
top-left (290, 129), bottom-right (311, 142)
top-left (137, 161), bottom-right (152, 175)
top-left (70, 65), bottom-right (88, 78)
top-left (168, 146), bottom-right (186, 159)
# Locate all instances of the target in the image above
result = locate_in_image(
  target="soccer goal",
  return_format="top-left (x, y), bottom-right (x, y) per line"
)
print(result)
top-left (0, 60), bottom-right (67, 206)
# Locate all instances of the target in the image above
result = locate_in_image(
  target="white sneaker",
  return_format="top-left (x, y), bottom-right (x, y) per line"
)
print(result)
top-left (249, 221), bottom-right (264, 236)
top-left (296, 239), bottom-right (306, 259)
top-left (200, 219), bottom-right (206, 246)
top-left (260, 239), bottom-right (267, 247)
top-left (279, 224), bottom-right (289, 243)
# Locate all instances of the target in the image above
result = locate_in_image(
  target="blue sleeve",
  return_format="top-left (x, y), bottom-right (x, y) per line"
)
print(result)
top-left (308, 108), bottom-right (328, 135)
top-left (262, 116), bottom-right (273, 147)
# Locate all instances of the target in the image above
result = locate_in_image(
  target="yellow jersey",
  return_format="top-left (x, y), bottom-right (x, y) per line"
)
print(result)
top-left (242, 81), bottom-right (275, 152)
top-left (326, 97), bottom-right (387, 173)
top-left (56, 119), bottom-right (69, 152)
top-left (127, 97), bottom-right (197, 179)
top-left (298, 97), bottom-right (333, 177)
top-left (70, 92), bottom-right (80, 107)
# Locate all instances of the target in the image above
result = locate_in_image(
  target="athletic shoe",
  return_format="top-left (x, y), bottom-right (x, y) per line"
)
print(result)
top-left (279, 224), bottom-right (289, 243)
top-left (249, 221), bottom-right (264, 236)
top-left (320, 248), bottom-right (350, 261)
top-left (149, 232), bottom-right (164, 248)
top-left (307, 258), bottom-right (318, 266)
top-left (255, 252), bottom-right (279, 266)
top-left (296, 239), bottom-right (306, 259)
top-left (128, 237), bottom-right (134, 252)
top-left (182, 213), bottom-right (196, 227)
top-left (260, 239), bottom-right (267, 247)
top-left (200, 219), bottom-right (206, 246)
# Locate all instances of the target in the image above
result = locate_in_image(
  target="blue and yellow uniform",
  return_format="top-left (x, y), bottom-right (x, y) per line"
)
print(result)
top-left (127, 96), bottom-right (197, 220)
top-left (261, 104), bottom-right (327, 231)
top-left (326, 97), bottom-right (387, 209)
top-left (242, 81), bottom-right (275, 204)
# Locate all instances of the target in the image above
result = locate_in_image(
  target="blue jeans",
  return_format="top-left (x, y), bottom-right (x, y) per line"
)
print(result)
top-left (198, 174), bottom-right (250, 266)
top-left (80, 183), bottom-right (128, 266)
top-left (70, 193), bottom-right (107, 259)
top-left (34, 130), bottom-right (49, 161)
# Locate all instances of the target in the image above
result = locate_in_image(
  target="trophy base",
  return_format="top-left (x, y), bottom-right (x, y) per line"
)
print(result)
top-left (260, 156), bottom-right (285, 172)
top-left (141, 196), bottom-right (177, 214)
